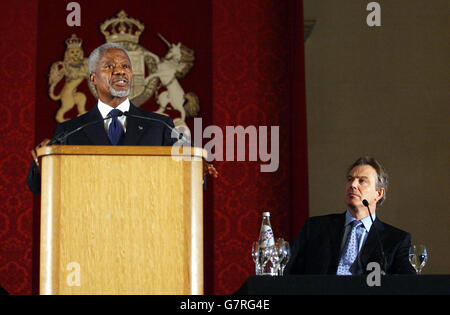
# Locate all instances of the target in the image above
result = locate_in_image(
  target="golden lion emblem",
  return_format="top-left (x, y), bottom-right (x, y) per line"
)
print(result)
top-left (48, 34), bottom-right (89, 122)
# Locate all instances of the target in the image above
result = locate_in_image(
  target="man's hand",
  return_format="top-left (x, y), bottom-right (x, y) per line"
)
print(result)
top-left (31, 139), bottom-right (50, 168)
top-left (204, 162), bottom-right (219, 178)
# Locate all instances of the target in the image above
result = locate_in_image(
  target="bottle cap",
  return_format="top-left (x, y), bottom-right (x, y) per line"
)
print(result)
top-left (262, 212), bottom-right (270, 217)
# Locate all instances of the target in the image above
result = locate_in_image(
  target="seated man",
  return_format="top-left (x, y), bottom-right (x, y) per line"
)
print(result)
top-left (285, 157), bottom-right (415, 275)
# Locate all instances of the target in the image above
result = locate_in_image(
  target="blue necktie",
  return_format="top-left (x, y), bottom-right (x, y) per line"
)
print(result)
top-left (337, 220), bottom-right (364, 275)
top-left (108, 109), bottom-right (124, 145)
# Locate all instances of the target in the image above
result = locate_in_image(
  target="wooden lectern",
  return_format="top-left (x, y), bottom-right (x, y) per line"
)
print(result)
top-left (37, 145), bottom-right (205, 295)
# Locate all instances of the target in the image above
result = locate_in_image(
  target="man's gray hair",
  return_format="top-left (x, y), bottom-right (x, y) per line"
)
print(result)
top-left (347, 156), bottom-right (389, 207)
top-left (88, 43), bottom-right (131, 74)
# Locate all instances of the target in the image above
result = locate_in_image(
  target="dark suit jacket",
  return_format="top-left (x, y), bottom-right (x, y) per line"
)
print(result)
top-left (285, 212), bottom-right (416, 275)
top-left (27, 104), bottom-right (177, 194)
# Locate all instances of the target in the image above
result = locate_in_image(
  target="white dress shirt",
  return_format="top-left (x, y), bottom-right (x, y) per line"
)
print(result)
top-left (97, 98), bottom-right (130, 133)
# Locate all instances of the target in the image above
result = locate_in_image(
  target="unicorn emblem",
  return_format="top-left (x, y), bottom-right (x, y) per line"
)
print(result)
top-left (148, 34), bottom-right (199, 126)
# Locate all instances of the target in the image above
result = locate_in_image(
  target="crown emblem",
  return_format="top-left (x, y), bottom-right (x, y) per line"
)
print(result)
top-left (100, 10), bottom-right (145, 44)
top-left (65, 34), bottom-right (83, 48)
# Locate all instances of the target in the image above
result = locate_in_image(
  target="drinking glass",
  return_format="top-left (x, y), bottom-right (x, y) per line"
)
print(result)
top-left (270, 238), bottom-right (284, 275)
top-left (409, 244), bottom-right (428, 274)
top-left (260, 245), bottom-right (273, 275)
top-left (267, 245), bottom-right (280, 276)
top-left (278, 239), bottom-right (290, 276)
top-left (251, 241), bottom-right (261, 275)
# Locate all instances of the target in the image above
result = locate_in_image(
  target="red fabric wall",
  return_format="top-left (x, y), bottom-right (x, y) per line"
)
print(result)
top-left (0, 0), bottom-right (307, 295)
top-left (211, 0), bottom-right (308, 294)
top-left (0, 0), bottom-right (38, 295)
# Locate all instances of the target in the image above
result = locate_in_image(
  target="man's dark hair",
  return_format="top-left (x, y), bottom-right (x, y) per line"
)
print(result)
top-left (347, 156), bottom-right (388, 207)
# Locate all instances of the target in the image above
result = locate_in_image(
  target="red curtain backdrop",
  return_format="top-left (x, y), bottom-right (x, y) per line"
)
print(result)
top-left (0, 0), bottom-right (38, 295)
top-left (211, 0), bottom-right (308, 294)
top-left (0, 0), bottom-right (307, 295)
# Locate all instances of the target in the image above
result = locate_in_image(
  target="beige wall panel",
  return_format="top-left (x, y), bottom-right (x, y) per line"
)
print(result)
top-left (304, 0), bottom-right (449, 274)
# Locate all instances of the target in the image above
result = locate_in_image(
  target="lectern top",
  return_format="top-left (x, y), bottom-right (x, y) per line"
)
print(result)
top-left (36, 145), bottom-right (207, 159)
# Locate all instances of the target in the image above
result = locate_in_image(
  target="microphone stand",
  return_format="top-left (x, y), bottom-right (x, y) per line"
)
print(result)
top-left (48, 112), bottom-right (120, 145)
top-left (123, 111), bottom-right (192, 146)
top-left (362, 199), bottom-right (387, 275)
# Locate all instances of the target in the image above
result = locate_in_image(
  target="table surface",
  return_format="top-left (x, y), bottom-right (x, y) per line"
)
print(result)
top-left (236, 275), bottom-right (450, 295)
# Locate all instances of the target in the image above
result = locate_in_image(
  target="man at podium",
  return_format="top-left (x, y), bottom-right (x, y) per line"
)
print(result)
top-left (27, 43), bottom-right (179, 194)
top-left (285, 157), bottom-right (416, 275)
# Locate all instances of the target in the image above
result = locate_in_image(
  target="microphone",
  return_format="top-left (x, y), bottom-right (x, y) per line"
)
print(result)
top-left (123, 111), bottom-right (192, 145)
top-left (362, 199), bottom-right (387, 274)
top-left (48, 111), bottom-right (123, 145)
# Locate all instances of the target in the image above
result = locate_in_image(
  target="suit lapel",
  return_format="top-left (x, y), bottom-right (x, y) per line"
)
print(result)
top-left (328, 213), bottom-right (346, 273)
top-left (122, 104), bottom-right (146, 145)
top-left (81, 106), bottom-right (111, 145)
top-left (359, 218), bottom-right (385, 272)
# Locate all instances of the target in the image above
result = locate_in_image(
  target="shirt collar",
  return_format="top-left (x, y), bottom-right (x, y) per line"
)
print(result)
top-left (97, 98), bottom-right (130, 118)
top-left (344, 209), bottom-right (376, 232)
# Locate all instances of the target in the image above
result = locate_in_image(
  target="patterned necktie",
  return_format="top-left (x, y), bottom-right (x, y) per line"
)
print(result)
top-left (108, 109), bottom-right (124, 145)
top-left (337, 220), bottom-right (364, 275)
